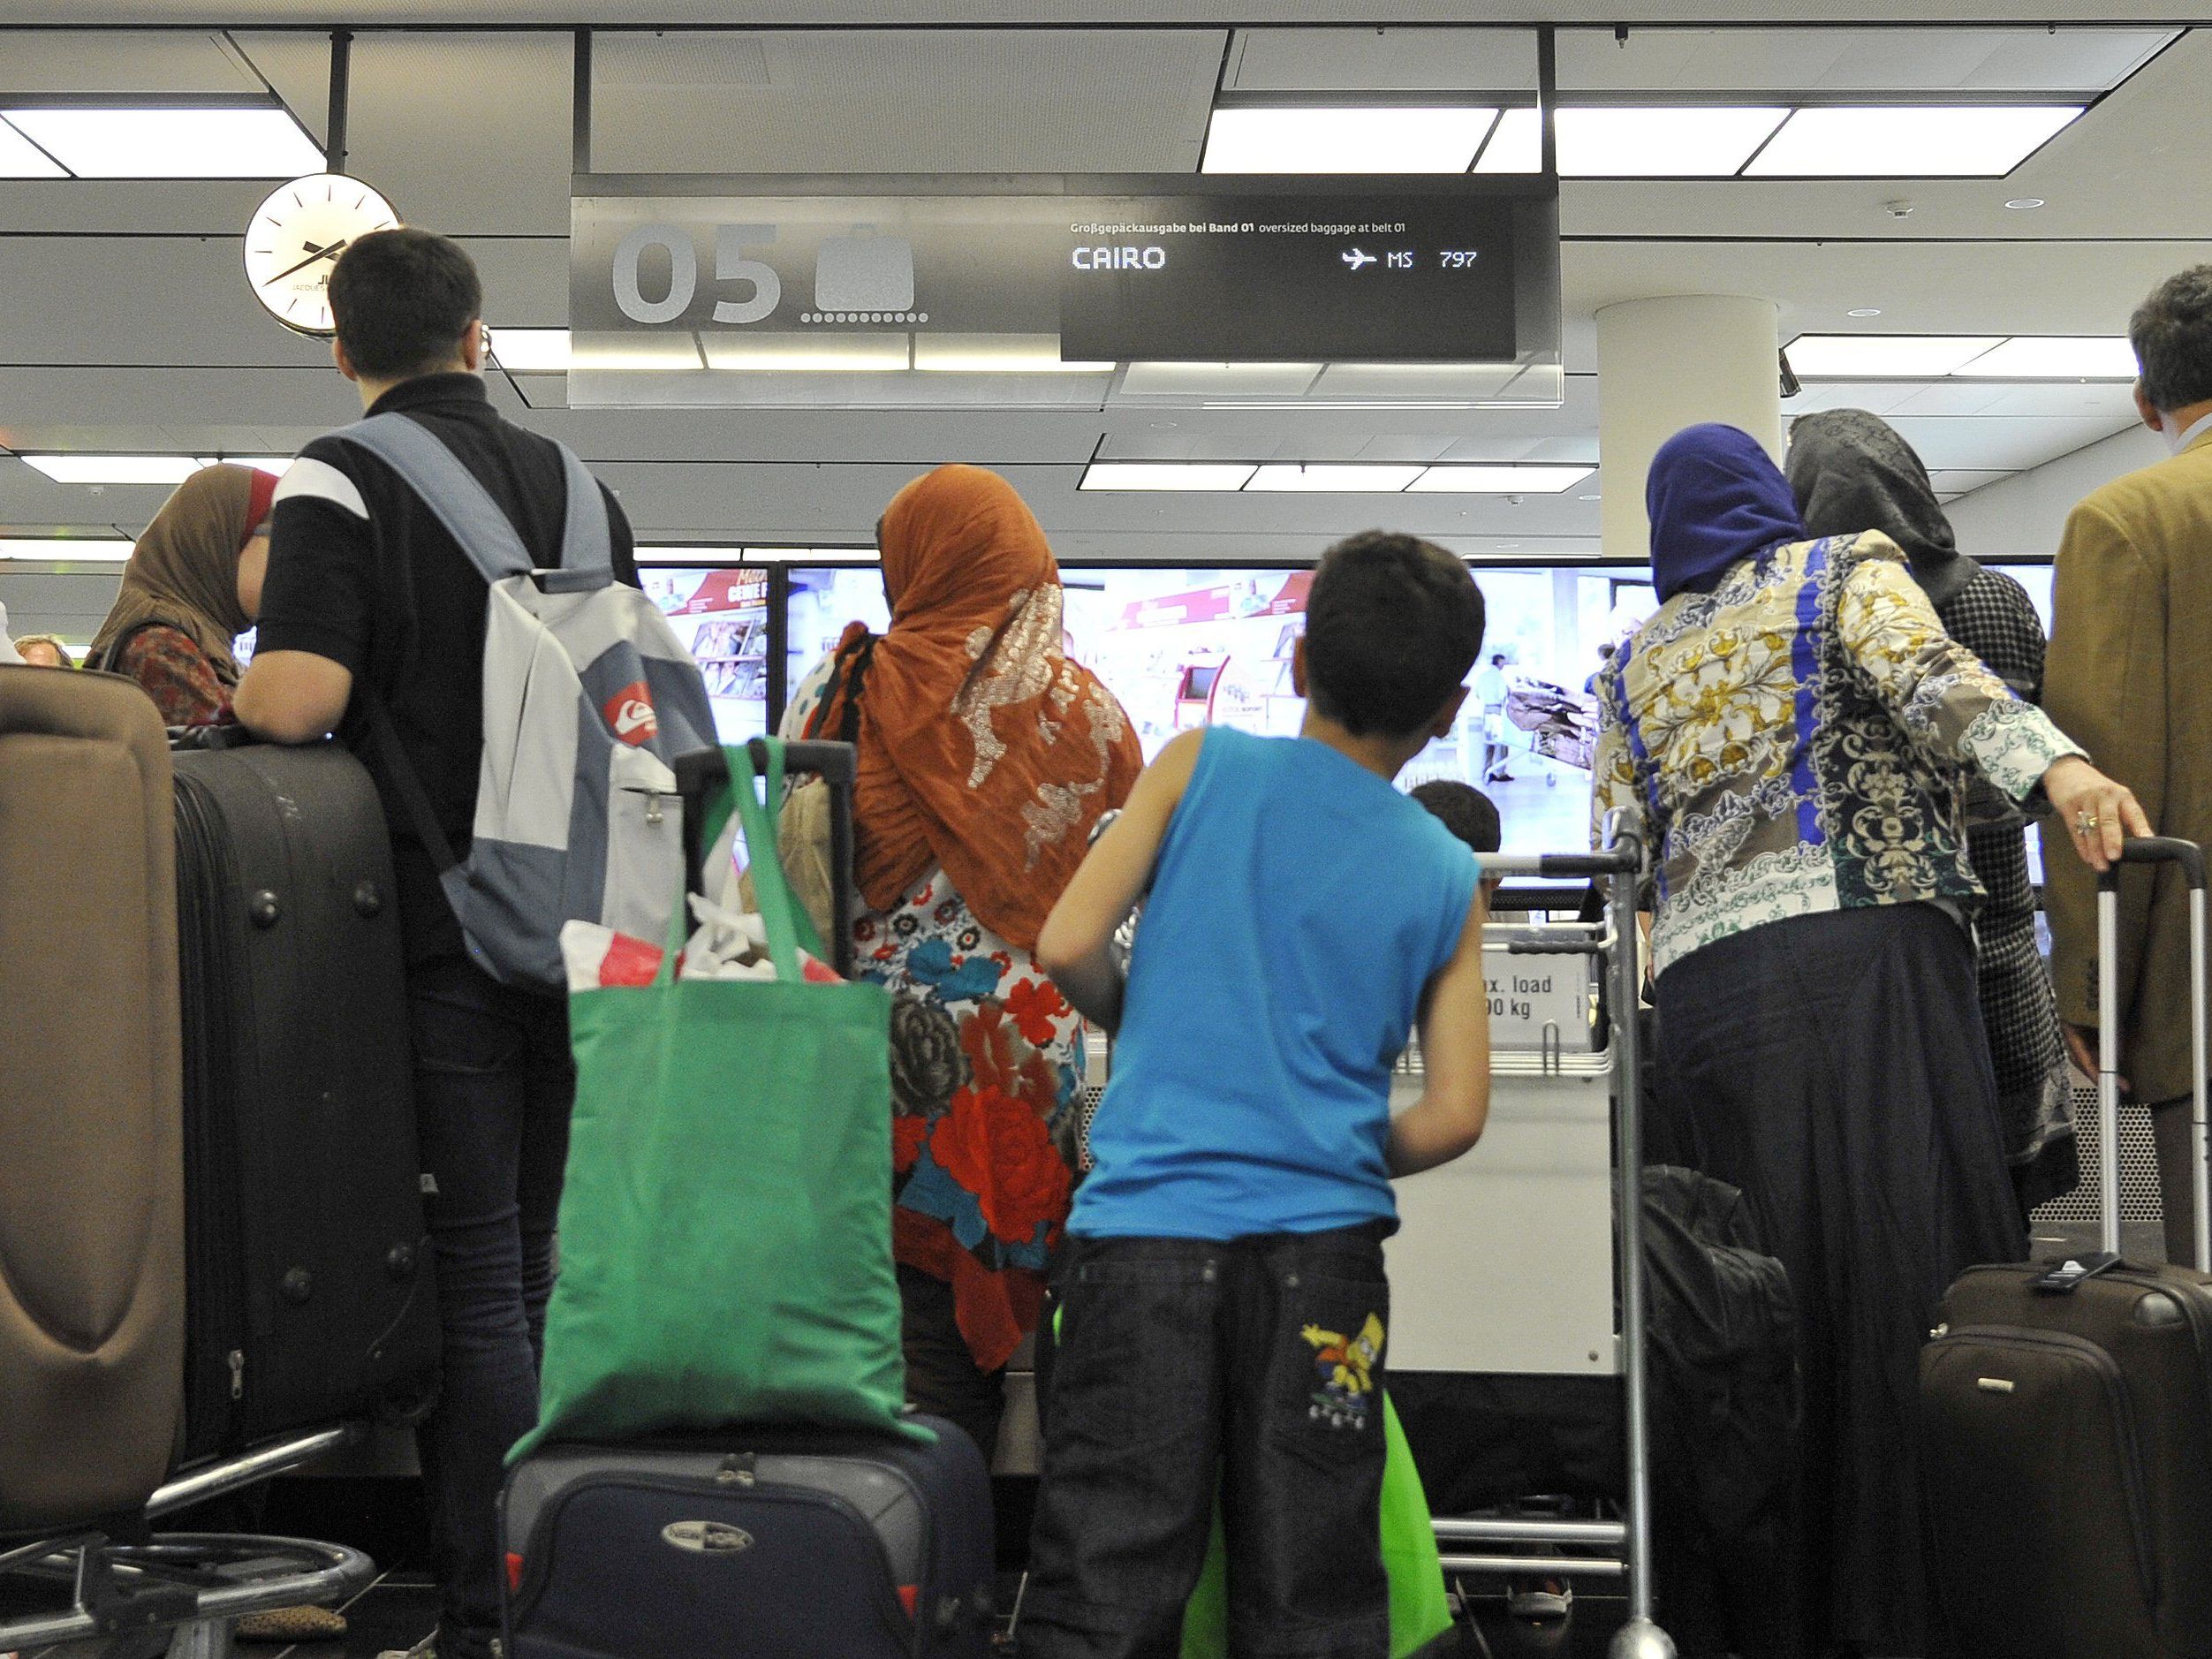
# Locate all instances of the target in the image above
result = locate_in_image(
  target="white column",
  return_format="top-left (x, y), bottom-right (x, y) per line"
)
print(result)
top-left (1595, 295), bottom-right (1782, 565)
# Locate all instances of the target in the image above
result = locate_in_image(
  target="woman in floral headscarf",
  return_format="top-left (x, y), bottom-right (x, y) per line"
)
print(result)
top-left (782, 464), bottom-right (1141, 1459)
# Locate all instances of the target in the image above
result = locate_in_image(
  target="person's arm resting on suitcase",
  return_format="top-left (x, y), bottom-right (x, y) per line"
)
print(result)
top-left (235, 652), bottom-right (352, 745)
top-left (1037, 728), bottom-right (1201, 1035)
top-left (234, 454), bottom-right (370, 745)
top-left (1388, 890), bottom-right (1492, 1177)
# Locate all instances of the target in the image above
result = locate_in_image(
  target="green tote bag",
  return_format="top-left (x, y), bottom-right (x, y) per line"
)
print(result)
top-left (514, 739), bottom-right (920, 1461)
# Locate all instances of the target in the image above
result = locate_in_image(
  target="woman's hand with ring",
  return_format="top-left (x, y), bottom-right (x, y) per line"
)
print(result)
top-left (2042, 755), bottom-right (2153, 872)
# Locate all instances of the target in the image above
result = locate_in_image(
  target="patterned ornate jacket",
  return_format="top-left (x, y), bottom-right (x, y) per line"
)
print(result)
top-left (1592, 531), bottom-right (2081, 975)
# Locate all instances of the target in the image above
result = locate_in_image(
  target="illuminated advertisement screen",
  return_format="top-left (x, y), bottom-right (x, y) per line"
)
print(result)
top-left (783, 564), bottom-right (1664, 860)
top-left (644, 566), bottom-right (770, 742)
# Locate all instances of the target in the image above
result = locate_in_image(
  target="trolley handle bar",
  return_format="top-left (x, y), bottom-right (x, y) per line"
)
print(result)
top-left (1481, 849), bottom-right (1638, 881)
top-left (673, 738), bottom-right (857, 794)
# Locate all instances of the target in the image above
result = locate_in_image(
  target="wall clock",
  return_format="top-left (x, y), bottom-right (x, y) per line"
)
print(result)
top-left (245, 172), bottom-right (399, 336)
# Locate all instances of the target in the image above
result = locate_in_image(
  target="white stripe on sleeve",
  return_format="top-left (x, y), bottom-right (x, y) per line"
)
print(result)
top-left (273, 456), bottom-right (368, 520)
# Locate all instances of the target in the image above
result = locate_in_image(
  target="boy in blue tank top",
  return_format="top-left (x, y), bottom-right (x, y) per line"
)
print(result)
top-left (1021, 533), bottom-right (1494, 1659)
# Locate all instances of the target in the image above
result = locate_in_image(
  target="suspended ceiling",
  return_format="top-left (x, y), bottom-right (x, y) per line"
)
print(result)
top-left (1, 10), bottom-right (2207, 642)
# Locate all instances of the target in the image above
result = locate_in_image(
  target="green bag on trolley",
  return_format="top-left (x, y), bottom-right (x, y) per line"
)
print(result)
top-left (514, 739), bottom-right (920, 1460)
top-left (1178, 1395), bottom-right (1454, 1659)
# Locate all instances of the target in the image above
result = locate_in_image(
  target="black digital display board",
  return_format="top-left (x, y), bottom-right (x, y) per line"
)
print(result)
top-left (1057, 193), bottom-right (1519, 362)
top-left (567, 175), bottom-right (1560, 400)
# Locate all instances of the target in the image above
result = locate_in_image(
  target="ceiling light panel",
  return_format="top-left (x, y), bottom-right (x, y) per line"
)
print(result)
top-left (1785, 335), bottom-right (2006, 378)
top-left (1410, 465), bottom-right (1595, 493)
top-left (21, 453), bottom-right (199, 485)
top-left (0, 116), bottom-right (65, 178)
top-left (1246, 464), bottom-right (1425, 492)
top-left (490, 329), bottom-right (573, 374)
top-left (1201, 105), bottom-right (1499, 174)
top-left (912, 334), bottom-right (1113, 374)
top-left (1953, 336), bottom-right (2138, 379)
top-left (634, 546), bottom-right (750, 565)
top-left (3, 105), bottom-right (324, 178)
top-left (1745, 103), bottom-right (2082, 177)
top-left (741, 548), bottom-right (881, 564)
top-left (1079, 463), bottom-right (1258, 492)
top-left (699, 332), bottom-right (909, 372)
top-left (0, 539), bottom-right (133, 562)
top-left (1473, 106), bottom-right (1541, 173)
top-left (1554, 105), bottom-right (1788, 177)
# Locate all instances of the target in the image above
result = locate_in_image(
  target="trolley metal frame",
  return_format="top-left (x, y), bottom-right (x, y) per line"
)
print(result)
top-left (1435, 822), bottom-right (1673, 1659)
top-left (0, 1427), bottom-right (376, 1659)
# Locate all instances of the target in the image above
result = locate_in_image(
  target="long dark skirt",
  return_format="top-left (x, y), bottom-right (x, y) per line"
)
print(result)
top-left (1653, 902), bottom-right (2026, 1658)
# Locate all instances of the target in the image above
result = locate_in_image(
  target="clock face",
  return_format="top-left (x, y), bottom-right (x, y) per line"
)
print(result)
top-left (245, 173), bottom-right (399, 337)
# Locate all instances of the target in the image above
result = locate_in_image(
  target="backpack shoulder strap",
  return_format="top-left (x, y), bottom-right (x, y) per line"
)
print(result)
top-left (334, 411), bottom-right (612, 587)
top-left (550, 444), bottom-right (614, 591)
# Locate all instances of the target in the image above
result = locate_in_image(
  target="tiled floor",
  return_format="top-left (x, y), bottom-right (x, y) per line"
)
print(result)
top-left (249, 1569), bottom-right (1637, 1658)
top-left (246, 1574), bottom-right (433, 1659)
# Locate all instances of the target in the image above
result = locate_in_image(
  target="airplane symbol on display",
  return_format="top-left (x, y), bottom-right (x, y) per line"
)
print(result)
top-left (1342, 247), bottom-right (1376, 270)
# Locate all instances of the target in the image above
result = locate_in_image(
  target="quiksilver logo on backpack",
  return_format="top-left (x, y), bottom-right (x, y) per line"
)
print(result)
top-left (603, 680), bottom-right (660, 746)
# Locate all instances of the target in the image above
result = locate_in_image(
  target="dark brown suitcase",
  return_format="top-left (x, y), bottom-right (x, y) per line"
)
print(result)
top-left (0, 666), bottom-right (186, 1537)
top-left (1921, 837), bottom-right (2212, 1658)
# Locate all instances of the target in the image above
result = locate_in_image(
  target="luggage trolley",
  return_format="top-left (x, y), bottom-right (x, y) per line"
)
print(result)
top-left (1385, 826), bottom-right (1673, 1659)
top-left (0, 1428), bottom-right (375, 1659)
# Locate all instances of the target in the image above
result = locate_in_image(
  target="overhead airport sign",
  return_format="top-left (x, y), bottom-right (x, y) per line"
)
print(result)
top-left (565, 174), bottom-right (1561, 408)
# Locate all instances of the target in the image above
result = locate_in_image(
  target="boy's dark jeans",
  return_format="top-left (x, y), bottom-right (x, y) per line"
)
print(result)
top-left (408, 957), bottom-right (575, 1659)
top-left (1021, 1224), bottom-right (1393, 1659)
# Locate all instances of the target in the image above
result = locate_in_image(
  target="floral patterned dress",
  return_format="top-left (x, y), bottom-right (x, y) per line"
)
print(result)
top-left (784, 655), bottom-right (1085, 1375)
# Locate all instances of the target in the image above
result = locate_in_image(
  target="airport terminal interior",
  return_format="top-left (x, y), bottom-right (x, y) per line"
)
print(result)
top-left (4, 4), bottom-right (2211, 1658)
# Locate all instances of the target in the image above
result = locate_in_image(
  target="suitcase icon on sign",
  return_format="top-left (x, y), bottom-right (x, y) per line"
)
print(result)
top-left (814, 231), bottom-right (913, 314)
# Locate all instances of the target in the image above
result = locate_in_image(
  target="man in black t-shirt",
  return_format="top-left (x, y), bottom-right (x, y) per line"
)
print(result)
top-left (237, 228), bottom-right (635, 1659)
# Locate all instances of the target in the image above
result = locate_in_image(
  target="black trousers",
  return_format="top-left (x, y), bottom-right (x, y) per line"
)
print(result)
top-left (899, 1262), bottom-right (1008, 1465)
top-left (1654, 903), bottom-right (2024, 1659)
top-left (1021, 1224), bottom-right (1392, 1659)
top-left (407, 957), bottom-right (574, 1659)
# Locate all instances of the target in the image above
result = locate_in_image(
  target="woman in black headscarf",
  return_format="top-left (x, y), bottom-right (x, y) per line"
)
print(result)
top-left (1595, 423), bottom-right (2144, 1657)
top-left (1787, 409), bottom-right (2079, 1216)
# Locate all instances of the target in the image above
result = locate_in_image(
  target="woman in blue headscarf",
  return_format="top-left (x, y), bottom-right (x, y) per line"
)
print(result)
top-left (1592, 424), bottom-right (2144, 1658)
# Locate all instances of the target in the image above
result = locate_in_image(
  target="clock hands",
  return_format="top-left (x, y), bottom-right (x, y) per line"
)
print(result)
top-left (266, 236), bottom-right (351, 285)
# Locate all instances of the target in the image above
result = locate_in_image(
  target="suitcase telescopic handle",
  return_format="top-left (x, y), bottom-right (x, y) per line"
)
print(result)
top-left (672, 739), bottom-right (860, 978)
top-left (2097, 836), bottom-right (2208, 892)
top-left (2093, 835), bottom-right (2210, 1269)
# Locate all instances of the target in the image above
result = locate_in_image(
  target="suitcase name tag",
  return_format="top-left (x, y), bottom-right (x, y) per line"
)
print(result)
top-left (2031, 1251), bottom-right (2121, 1293)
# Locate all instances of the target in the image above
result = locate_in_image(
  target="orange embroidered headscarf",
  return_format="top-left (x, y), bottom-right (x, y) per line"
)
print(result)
top-left (807, 465), bottom-right (1142, 949)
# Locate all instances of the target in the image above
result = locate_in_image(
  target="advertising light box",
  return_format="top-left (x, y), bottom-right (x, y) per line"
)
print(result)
top-left (567, 174), bottom-right (1562, 408)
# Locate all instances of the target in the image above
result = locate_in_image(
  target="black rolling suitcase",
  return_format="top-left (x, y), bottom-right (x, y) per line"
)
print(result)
top-left (172, 739), bottom-right (439, 1459)
top-left (1920, 836), bottom-right (2212, 1658)
top-left (501, 1416), bottom-right (995, 1659)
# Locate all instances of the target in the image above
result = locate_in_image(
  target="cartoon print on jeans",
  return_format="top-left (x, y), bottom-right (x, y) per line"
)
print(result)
top-left (1302, 1314), bottom-right (1385, 1429)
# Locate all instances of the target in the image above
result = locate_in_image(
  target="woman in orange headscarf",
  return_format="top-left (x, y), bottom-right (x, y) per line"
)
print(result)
top-left (783, 464), bottom-right (1142, 1458)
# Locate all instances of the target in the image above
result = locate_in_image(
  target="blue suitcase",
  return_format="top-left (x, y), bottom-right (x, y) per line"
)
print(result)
top-left (500, 1414), bottom-right (994, 1658)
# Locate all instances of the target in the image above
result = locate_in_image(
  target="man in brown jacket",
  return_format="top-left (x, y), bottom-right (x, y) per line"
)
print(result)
top-left (2045, 263), bottom-right (2212, 1268)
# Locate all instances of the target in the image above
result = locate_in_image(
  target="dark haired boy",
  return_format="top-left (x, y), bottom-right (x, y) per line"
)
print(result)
top-left (235, 227), bottom-right (638, 1659)
top-left (1410, 778), bottom-right (1502, 864)
top-left (1023, 532), bottom-right (1494, 1659)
